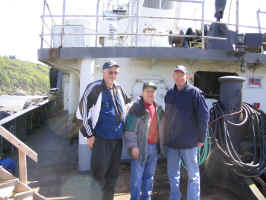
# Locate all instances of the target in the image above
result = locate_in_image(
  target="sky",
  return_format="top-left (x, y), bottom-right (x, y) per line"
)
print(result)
top-left (0, 0), bottom-right (265, 63)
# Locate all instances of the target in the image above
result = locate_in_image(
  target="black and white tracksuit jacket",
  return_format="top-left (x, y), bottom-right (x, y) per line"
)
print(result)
top-left (76, 80), bottom-right (130, 138)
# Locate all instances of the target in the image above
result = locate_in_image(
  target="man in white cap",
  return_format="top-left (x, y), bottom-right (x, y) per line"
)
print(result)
top-left (163, 65), bottom-right (209, 200)
top-left (77, 61), bottom-right (130, 200)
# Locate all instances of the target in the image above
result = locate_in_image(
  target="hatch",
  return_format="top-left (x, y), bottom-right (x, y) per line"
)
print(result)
top-left (194, 71), bottom-right (238, 99)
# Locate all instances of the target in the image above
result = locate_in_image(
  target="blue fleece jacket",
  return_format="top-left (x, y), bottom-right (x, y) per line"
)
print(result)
top-left (164, 83), bottom-right (209, 149)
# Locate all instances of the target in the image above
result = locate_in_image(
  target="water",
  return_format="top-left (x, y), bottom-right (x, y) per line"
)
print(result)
top-left (0, 95), bottom-right (46, 110)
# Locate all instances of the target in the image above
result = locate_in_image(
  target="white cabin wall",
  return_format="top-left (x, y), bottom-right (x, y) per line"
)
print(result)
top-left (68, 73), bottom-right (80, 115)
top-left (93, 58), bottom-right (266, 112)
top-left (76, 57), bottom-right (266, 170)
top-left (79, 59), bottom-right (96, 96)
top-left (241, 67), bottom-right (266, 112)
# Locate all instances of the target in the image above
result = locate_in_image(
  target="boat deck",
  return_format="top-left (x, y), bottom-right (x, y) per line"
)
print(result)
top-left (18, 111), bottom-right (247, 200)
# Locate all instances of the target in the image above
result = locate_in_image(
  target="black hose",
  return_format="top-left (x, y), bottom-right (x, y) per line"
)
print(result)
top-left (209, 102), bottom-right (266, 177)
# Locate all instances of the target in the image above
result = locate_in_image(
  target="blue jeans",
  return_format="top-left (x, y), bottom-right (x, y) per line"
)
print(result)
top-left (130, 144), bottom-right (158, 200)
top-left (167, 147), bottom-right (200, 200)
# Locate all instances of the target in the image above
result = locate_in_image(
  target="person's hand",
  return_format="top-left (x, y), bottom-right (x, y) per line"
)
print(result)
top-left (131, 147), bottom-right (140, 159)
top-left (197, 142), bottom-right (204, 147)
top-left (87, 136), bottom-right (95, 149)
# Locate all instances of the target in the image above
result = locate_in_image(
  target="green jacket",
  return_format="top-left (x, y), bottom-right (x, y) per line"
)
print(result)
top-left (124, 97), bottom-right (164, 162)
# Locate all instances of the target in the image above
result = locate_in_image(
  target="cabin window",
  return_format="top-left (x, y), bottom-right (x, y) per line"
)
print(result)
top-left (194, 71), bottom-right (238, 99)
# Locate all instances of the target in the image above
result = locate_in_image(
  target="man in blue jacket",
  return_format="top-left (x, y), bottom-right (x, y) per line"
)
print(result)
top-left (164, 65), bottom-right (209, 200)
top-left (77, 61), bottom-right (130, 200)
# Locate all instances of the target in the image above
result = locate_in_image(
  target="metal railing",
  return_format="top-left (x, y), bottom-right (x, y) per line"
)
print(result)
top-left (257, 9), bottom-right (266, 34)
top-left (257, 9), bottom-right (266, 52)
top-left (0, 99), bottom-right (51, 184)
top-left (40, 0), bottom-right (266, 50)
top-left (40, 0), bottom-right (57, 48)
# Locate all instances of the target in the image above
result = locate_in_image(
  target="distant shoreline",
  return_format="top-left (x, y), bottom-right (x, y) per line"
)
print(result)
top-left (0, 95), bottom-right (47, 114)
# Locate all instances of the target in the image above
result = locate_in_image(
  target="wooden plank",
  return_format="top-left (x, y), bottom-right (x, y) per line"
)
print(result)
top-left (33, 191), bottom-right (47, 200)
top-left (14, 181), bottom-right (31, 193)
top-left (19, 150), bottom-right (28, 185)
top-left (0, 166), bottom-right (15, 182)
top-left (0, 179), bottom-right (18, 198)
top-left (20, 182), bottom-right (48, 200)
top-left (13, 190), bottom-right (34, 200)
top-left (245, 178), bottom-right (265, 200)
top-left (0, 126), bottom-right (38, 162)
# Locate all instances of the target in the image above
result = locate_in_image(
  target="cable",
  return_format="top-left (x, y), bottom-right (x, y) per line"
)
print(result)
top-left (209, 102), bottom-right (266, 177)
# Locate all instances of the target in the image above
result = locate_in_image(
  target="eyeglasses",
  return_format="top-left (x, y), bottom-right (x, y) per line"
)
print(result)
top-left (108, 71), bottom-right (119, 75)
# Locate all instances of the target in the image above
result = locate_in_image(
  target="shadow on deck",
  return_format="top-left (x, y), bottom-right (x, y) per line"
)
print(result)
top-left (21, 111), bottom-right (240, 200)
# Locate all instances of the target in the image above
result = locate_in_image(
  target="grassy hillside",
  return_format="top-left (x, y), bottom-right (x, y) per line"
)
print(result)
top-left (0, 56), bottom-right (49, 95)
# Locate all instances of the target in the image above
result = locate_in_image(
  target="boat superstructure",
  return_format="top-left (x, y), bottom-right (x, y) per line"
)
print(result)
top-left (38, 2), bottom-right (266, 197)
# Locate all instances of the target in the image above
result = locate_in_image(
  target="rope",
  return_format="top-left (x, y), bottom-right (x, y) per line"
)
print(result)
top-left (208, 108), bottom-right (243, 126)
top-left (183, 102), bottom-right (265, 170)
top-left (209, 102), bottom-right (266, 177)
top-left (182, 129), bottom-right (211, 167)
top-left (197, 128), bottom-right (211, 166)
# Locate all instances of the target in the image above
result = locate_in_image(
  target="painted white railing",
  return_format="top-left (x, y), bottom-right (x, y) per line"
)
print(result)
top-left (40, 0), bottom-right (266, 49)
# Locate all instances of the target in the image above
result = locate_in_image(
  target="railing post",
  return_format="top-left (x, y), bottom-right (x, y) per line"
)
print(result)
top-left (41, 0), bottom-right (46, 48)
top-left (236, 0), bottom-right (239, 33)
top-left (257, 10), bottom-right (261, 34)
top-left (257, 10), bottom-right (264, 53)
top-left (135, 0), bottom-right (140, 47)
top-left (201, 0), bottom-right (205, 49)
top-left (95, 0), bottom-right (100, 47)
top-left (19, 150), bottom-right (27, 185)
top-left (61, 0), bottom-right (66, 47)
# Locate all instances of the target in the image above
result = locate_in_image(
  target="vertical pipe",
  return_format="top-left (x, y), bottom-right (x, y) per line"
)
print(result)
top-left (257, 10), bottom-right (264, 52)
top-left (228, 0), bottom-right (233, 24)
top-left (61, 0), bottom-right (66, 47)
top-left (62, 74), bottom-right (70, 111)
top-left (201, 0), bottom-right (205, 49)
top-left (50, 2), bottom-right (54, 49)
top-left (95, 0), bottom-right (100, 47)
top-left (236, 0), bottom-right (239, 33)
top-left (41, 0), bottom-right (46, 48)
top-left (68, 73), bottom-right (80, 115)
top-left (62, 0), bottom-right (66, 27)
top-left (50, 25), bottom-right (53, 48)
top-left (130, 1), bottom-right (135, 46)
top-left (135, 0), bottom-right (140, 47)
top-left (257, 10), bottom-right (261, 34)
